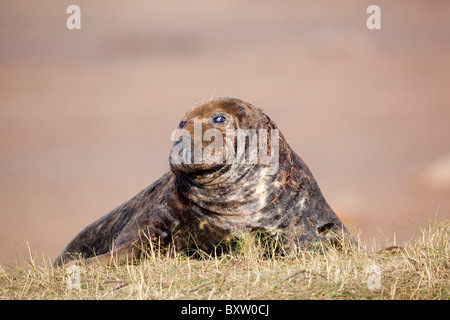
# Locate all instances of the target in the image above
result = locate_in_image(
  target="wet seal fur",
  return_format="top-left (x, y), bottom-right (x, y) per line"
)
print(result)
top-left (54, 97), bottom-right (354, 266)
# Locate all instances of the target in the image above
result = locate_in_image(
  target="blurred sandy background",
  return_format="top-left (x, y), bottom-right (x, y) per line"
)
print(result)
top-left (0, 0), bottom-right (449, 267)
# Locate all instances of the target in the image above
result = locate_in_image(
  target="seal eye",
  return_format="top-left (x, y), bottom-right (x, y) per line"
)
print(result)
top-left (213, 115), bottom-right (226, 124)
top-left (179, 120), bottom-right (187, 128)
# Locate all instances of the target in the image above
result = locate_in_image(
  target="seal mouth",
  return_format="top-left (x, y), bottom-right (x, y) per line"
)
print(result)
top-left (170, 162), bottom-right (227, 178)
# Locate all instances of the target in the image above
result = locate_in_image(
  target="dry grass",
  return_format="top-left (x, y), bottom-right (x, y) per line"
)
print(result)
top-left (1, 218), bottom-right (448, 300)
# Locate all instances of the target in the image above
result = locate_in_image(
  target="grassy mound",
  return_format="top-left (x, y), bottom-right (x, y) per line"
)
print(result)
top-left (1, 219), bottom-right (448, 300)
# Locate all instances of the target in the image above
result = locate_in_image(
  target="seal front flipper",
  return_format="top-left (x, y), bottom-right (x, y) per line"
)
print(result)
top-left (277, 205), bottom-right (353, 259)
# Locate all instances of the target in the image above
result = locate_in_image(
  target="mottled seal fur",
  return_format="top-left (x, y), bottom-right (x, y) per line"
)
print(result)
top-left (54, 97), bottom-right (353, 266)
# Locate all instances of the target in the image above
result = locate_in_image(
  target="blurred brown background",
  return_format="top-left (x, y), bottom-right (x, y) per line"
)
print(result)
top-left (1, 0), bottom-right (449, 267)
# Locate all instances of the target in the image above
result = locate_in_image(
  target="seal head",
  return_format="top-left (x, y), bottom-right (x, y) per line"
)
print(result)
top-left (169, 97), bottom-right (281, 216)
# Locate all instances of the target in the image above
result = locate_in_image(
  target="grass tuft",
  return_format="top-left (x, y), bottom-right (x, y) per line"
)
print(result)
top-left (1, 219), bottom-right (448, 300)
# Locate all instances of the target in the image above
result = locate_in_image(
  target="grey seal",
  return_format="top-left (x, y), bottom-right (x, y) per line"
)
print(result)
top-left (53, 97), bottom-right (353, 266)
